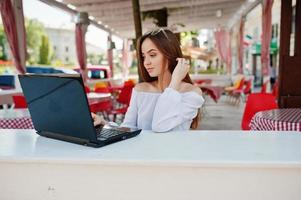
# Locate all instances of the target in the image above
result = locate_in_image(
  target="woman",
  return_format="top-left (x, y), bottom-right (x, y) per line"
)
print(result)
top-left (93, 28), bottom-right (204, 132)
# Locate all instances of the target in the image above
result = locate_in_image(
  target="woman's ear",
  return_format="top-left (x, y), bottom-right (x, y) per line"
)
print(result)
top-left (163, 59), bottom-right (169, 71)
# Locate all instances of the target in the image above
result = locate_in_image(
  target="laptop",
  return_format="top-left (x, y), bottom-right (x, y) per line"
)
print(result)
top-left (19, 74), bottom-right (141, 148)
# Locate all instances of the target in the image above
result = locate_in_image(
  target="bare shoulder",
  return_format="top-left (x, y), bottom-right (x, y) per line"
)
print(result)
top-left (179, 82), bottom-right (202, 95)
top-left (134, 81), bottom-right (159, 93)
top-left (134, 82), bottom-right (152, 91)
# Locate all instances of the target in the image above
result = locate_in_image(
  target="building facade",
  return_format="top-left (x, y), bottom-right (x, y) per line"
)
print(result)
top-left (45, 27), bottom-right (105, 66)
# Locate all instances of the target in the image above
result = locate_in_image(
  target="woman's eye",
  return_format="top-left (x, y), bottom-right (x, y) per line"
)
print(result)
top-left (150, 54), bottom-right (156, 57)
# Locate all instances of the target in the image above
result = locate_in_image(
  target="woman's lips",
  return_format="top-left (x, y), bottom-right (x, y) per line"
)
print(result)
top-left (146, 68), bottom-right (154, 73)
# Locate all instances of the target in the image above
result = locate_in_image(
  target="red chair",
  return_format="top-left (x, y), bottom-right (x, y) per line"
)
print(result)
top-left (225, 78), bottom-right (244, 93)
top-left (243, 79), bottom-right (252, 95)
top-left (231, 79), bottom-right (253, 104)
top-left (124, 79), bottom-right (136, 87)
top-left (261, 81), bottom-right (269, 93)
top-left (12, 95), bottom-right (28, 108)
top-left (84, 86), bottom-right (90, 93)
top-left (241, 93), bottom-right (278, 130)
top-left (116, 84), bottom-right (133, 106)
top-left (272, 81), bottom-right (278, 97)
top-left (94, 87), bottom-right (110, 93)
top-left (227, 78), bottom-right (245, 104)
top-left (89, 100), bottom-right (113, 116)
top-left (109, 84), bottom-right (134, 121)
top-left (227, 78), bottom-right (245, 96)
top-left (90, 84), bottom-right (134, 122)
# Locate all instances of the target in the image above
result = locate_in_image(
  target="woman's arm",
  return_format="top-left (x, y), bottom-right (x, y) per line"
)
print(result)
top-left (91, 89), bottom-right (139, 128)
top-left (169, 58), bottom-right (190, 91)
top-left (91, 112), bottom-right (107, 126)
top-left (152, 88), bottom-right (204, 132)
top-left (151, 58), bottom-right (203, 132)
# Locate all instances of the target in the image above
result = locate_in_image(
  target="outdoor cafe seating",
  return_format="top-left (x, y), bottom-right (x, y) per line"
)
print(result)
top-left (193, 78), bottom-right (224, 103)
top-left (0, 88), bottom-right (111, 129)
top-left (228, 78), bottom-right (253, 105)
top-left (250, 108), bottom-right (301, 131)
top-left (241, 93), bottom-right (278, 130)
top-left (12, 95), bottom-right (27, 108)
top-left (0, 108), bottom-right (33, 129)
top-left (86, 79), bottom-right (135, 122)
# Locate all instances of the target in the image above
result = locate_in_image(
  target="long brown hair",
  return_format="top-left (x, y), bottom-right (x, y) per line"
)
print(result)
top-left (136, 29), bottom-right (200, 129)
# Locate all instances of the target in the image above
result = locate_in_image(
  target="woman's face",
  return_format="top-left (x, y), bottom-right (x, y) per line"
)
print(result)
top-left (141, 38), bottom-right (167, 77)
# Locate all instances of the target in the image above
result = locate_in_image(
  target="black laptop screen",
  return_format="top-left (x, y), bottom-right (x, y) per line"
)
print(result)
top-left (19, 74), bottom-right (97, 142)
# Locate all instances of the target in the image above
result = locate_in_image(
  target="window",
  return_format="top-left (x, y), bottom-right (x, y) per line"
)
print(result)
top-left (87, 69), bottom-right (108, 79)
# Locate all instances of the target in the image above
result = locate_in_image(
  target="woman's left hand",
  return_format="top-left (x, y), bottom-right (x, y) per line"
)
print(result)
top-left (91, 113), bottom-right (107, 126)
top-left (169, 58), bottom-right (190, 90)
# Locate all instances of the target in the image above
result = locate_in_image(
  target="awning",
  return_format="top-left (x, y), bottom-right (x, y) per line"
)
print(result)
top-left (42, 0), bottom-right (261, 39)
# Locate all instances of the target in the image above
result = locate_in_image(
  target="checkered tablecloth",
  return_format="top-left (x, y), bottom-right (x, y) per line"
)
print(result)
top-left (250, 108), bottom-right (301, 131)
top-left (0, 117), bottom-right (34, 129)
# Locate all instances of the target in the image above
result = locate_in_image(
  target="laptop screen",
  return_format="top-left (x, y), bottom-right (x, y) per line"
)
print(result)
top-left (19, 74), bottom-right (97, 142)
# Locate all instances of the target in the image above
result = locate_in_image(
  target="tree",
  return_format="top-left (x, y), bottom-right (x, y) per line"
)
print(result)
top-left (87, 53), bottom-right (105, 65)
top-left (25, 19), bottom-right (46, 64)
top-left (0, 25), bottom-right (8, 60)
top-left (39, 35), bottom-right (51, 65)
top-left (181, 31), bottom-right (199, 47)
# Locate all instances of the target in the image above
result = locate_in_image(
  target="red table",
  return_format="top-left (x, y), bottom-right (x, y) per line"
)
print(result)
top-left (194, 79), bottom-right (212, 85)
top-left (250, 108), bottom-right (301, 131)
top-left (200, 85), bottom-right (224, 103)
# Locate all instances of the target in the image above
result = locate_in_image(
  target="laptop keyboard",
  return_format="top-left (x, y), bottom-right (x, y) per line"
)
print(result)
top-left (96, 127), bottom-right (125, 141)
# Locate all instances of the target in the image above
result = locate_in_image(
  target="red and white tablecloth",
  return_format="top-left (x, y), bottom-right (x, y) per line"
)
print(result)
top-left (250, 108), bottom-right (301, 131)
top-left (0, 117), bottom-right (34, 129)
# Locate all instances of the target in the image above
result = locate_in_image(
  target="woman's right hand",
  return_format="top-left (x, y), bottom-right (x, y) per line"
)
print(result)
top-left (91, 113), bottom-right (107, 126)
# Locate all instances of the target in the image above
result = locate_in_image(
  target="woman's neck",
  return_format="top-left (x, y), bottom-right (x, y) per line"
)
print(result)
top-left (157, 70), bottom-right (172, 92)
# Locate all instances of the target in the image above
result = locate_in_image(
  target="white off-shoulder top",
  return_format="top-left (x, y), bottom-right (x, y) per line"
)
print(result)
top-left (121, 87), bottom-right (204, 132)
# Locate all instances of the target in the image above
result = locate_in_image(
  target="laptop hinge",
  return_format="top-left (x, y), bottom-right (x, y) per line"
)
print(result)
top-left (38, 131), bottom-right (94, 146)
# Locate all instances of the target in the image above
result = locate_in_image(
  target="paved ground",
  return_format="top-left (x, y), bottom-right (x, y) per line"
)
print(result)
top-left (199, 95), bottom-right (245, 130)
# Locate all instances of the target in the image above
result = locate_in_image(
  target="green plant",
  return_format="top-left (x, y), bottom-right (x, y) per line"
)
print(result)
top-left (26, 18), bottom-right (46, 64)
top-left (0, 25), bottom-right (8, 60)
top-left (39, 35), bottom-right (52, 65)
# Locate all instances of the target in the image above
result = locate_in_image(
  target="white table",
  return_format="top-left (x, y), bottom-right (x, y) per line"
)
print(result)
top-left (87, 92), bottom-right (111, 105)
top-left (87, 92), bottom-right (111, 100)
top-left (1, 130), bottom-right (301, 200)
top-left (0, 89), bottom-right (22, 108)
top-left (0, 89), bottom-right (22, 104)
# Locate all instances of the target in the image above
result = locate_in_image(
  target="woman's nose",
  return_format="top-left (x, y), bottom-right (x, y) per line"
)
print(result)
top-left (144, 57), bottom-right (151, 65)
